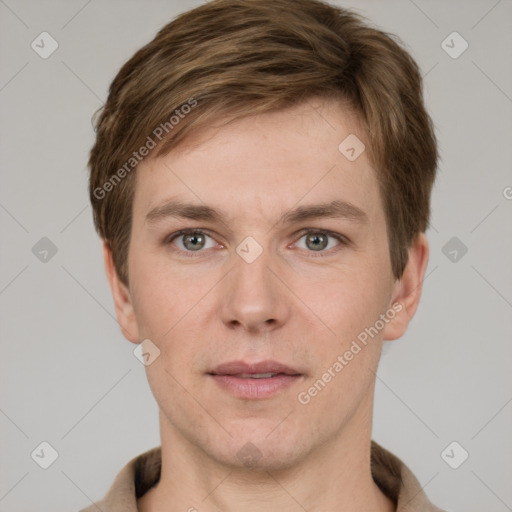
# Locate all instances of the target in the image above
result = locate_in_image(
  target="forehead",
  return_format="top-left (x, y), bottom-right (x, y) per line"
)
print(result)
top-left (133, 98), bottom-right (383, 227)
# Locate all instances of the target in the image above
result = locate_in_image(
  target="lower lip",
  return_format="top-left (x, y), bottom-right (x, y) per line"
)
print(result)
top-left (210, 374), bottom-right (302, 399)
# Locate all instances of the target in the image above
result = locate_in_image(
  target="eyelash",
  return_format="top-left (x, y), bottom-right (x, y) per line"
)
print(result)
top-left (165, 228), bottom-right (349, 258)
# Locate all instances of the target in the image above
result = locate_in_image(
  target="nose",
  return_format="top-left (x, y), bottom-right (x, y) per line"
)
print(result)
top-left (218, 246), bottom-right (291, 335)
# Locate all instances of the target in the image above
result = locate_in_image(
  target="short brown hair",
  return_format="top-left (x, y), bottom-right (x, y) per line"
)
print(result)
top-left (89, 0), bottom-right (438, 286)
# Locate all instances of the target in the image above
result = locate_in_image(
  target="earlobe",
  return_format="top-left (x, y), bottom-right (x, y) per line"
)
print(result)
top-left (102, 240), bottom-right (140, 343)
top-left (382, 233), bottom-right (430, 341)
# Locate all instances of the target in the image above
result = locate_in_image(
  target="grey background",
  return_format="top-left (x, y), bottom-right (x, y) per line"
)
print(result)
top-left (0, 0), bottom-right (511, 510)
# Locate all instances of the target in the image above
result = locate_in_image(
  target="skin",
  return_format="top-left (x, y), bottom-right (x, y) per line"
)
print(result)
top-left (104, 97), bottom-right (429, 512)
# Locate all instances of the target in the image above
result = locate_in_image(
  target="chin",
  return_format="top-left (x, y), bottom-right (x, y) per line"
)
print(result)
top-left (203, 422), bottom-right (309, 472)
top-left (217, 445), bottom-right (305, 473)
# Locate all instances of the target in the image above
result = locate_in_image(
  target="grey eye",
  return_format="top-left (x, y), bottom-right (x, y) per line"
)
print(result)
top-left (183, 233), bottom-right (205, 251)
top-left (304, 233), bottom-right (328, 251)
top-left (174, 231), bottom-right (216, 251)
top-left (295, 232), bottom-right (342, 252)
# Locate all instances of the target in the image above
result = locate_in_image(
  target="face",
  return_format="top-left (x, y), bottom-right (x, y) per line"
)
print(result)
top-left (106, 97), bottom-right (427, 470)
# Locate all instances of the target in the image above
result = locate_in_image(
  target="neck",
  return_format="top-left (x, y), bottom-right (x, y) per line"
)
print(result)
top-left (138, 398), bottom-right (395, 512)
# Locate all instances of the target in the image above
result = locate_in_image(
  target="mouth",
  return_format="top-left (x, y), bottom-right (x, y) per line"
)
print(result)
top-left (208, 360), bottom-right (303, 399)
top-left (230, 372), bottom-right (285, 379)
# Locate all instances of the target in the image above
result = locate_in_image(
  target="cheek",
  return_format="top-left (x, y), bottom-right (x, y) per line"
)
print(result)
top-left (129, 251), bottom-right (207, 337)
top-left (128, 253), bottom-right (217, 389)
top-left (307, 266), bottom-right (390, 346)
top-left (297, 273), bottom-right (387, 416)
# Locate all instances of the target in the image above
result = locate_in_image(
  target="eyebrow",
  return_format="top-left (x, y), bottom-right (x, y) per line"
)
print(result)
top-left (145, 199), bottom-right (368, 226)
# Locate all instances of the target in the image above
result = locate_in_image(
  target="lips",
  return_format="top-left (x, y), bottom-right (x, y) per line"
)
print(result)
top-left (209, 360), bottom-right (302, 377)
top-left (208, 360), bottom-right (303, 399)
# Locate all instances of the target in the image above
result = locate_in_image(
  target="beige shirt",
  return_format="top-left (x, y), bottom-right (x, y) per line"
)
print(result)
top-left (79, 440), bottom-right (446, 511)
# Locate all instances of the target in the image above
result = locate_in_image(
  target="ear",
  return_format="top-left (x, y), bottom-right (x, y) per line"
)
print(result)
top-left (382, 232), bottom-right (430, 341)
top-left (102, 240), bottom-right (140, 344)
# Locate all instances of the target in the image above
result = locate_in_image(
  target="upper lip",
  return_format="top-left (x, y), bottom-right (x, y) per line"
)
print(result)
top-left (209, 360), bottom-right (302, 376)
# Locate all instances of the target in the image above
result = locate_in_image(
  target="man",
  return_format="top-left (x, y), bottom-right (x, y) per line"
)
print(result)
top-left (82, 0), bottom-right (445, 510)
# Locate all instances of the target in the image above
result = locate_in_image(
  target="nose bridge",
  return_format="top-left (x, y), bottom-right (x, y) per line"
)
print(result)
top-left (219, 240), bottom-right (289, 332)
